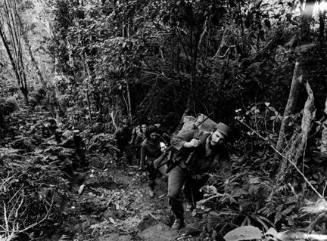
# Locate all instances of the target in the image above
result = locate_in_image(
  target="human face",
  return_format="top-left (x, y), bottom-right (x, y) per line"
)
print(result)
top-left (141, 124), bottom-right (147, 133)
top-left (149, 132), bottom-right (159, 140)
top-left (160, 142), bottom-right (167, 152)
top-left (210, 130), bottom-right (225, 146)
top-left (121, 120), bottom-right (128, 128)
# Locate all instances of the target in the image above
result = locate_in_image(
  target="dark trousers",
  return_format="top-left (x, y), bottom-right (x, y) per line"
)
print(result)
top-left (117, 144), bottom-right (133, 164)
top-left (167, 165), bottom-right (209, 220)
top-left (147, 164), bottom-right (158, 190)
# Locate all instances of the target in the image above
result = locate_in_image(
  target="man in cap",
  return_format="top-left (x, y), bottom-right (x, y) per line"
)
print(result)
top-left (139, 125), bottom-right (162, 197)
top-left (167, 122), bottom-right (232, 230)
top-left (114, 118), bottom-right (133, 164)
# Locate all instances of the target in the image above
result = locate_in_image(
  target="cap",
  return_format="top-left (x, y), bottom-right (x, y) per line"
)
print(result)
top-left (145, 125), bottom-right (159, 138)
top-left (216, 122), bottom-right (231, 139)
top-left (121, 118), bottom-right (129, 125)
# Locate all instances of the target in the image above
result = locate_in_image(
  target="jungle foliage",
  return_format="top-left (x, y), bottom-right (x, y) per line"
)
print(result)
top-left (51, 0), bottom-right (322, 123)
top-left (0, 0), bottom-right (327, 240)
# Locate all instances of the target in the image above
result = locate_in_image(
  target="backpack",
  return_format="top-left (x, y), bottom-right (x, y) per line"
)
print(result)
top-left (154, 114), bottom-right (217, 173)
top-left (174, 113), bottom-right (217, 144)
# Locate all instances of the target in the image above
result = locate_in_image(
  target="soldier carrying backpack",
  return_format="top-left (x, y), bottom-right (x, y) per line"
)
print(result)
top-left (165, 114), bottom-right (232, 230)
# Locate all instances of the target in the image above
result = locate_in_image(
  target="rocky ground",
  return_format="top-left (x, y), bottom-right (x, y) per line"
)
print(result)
top-left (54, 162), bottom-right (204, 241)
top-left (0, 108), bottom-right (213, 241)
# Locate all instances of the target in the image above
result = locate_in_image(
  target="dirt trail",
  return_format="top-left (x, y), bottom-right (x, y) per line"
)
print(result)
top-left (57, 163), bottom-right (188, 241)
top-left (2, 107), bottom-right (203, 241)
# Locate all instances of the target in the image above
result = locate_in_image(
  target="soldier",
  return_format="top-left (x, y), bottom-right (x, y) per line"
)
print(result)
top-left (140, 125), bottom-right (162, 197)
top-left (130, 123), bottom-right (147, 168)
top-left (114, 118), bottom-right (132, 164)
top-left (167, 122), bottom-right (231, 230)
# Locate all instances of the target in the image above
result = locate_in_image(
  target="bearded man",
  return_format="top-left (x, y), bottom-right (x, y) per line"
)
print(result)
top-left (167, 122), bottom-right (232, 229)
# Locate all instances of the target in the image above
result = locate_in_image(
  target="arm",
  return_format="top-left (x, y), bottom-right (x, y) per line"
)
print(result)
top-left (170, 129), bottom-right (201, 150)
top-left (135, 133), bottom-right (143, 144)
top-left (130, 128), bottom-right (136, 144)
top-left (140, 141), bottom-right (147, 167)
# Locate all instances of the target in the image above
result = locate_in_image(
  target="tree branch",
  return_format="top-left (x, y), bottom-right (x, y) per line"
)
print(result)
top-left (236, 118), bottom-right (323, 199)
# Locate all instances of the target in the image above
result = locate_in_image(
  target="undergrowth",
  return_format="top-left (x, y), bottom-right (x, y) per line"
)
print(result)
top-left (197, 102), bottom-right (327, 239)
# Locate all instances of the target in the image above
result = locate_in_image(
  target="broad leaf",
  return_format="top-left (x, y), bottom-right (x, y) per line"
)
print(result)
top-left (224, 226), bottom-right (263, 241)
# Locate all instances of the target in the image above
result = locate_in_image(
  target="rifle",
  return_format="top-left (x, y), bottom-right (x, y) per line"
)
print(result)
top-left (155, 114), bottom-right (213, 173)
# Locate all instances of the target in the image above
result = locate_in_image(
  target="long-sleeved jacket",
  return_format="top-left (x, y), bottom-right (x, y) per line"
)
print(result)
top-left (140, 138), bottom-right (162, 166)
top-left (114, 126), bottom-right (132, 148)
top-left (170, 129), bottom-right (229, 174)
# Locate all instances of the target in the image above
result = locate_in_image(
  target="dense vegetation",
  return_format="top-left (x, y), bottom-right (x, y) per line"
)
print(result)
top-left (0, 0), bottom-right (327, 240)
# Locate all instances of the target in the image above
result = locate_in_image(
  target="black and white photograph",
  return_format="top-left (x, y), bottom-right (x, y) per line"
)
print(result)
top-left (0, 0), bottom-right (327, 240)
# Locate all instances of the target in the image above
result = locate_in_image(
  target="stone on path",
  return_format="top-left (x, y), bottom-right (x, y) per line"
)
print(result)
top-left (138, 223), bottom-right (178, 241)
top-left (97, 233), bottom-right (132, 241)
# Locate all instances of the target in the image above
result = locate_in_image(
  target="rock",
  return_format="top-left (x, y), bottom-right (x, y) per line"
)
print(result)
top-left (138, 223), bottom-right (178, 241)
top-left (137, 214), bottom-right (159, 231)
top-left (97, 233), bottom-right (132, 241)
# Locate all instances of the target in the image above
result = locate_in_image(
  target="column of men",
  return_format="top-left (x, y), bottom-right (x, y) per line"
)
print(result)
top-left (114, 116), bottom-right (232, 230)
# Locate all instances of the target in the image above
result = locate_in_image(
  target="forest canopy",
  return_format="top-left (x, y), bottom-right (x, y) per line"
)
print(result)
top-left (0, 0), bottom-right (327, 240)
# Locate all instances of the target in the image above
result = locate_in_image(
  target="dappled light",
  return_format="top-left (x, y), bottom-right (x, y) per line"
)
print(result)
top-left (0, 0), bottom-right (327, 240)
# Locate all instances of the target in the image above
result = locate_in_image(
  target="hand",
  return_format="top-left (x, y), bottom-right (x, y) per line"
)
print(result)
top-left (185, 138), bottom-right (200, 148)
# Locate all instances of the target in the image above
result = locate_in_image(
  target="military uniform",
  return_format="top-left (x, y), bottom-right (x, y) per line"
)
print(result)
top-left (114, 125), bottom-right (132, 163)
top-left (140, 137), bottom-right (162, 192)
top-left (168, 128), bottom-right (229, 228)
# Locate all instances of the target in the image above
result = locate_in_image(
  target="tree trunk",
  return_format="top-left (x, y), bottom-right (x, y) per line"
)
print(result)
top-left (319, 9), bottom-right (325, 45)
top-left (269, 1), bottom-right (317, 200)
top-left (276, 61), bottom-right (303, 152)
top-left (321, 98), bottom-right (327, 154)
top-left (301, 0), bottom-right (315, 42)
top-left (274, 80), bottom-right (315, 189)
top-left (82, 53), bottom-right (93, 123)
top-left (125, 79), bottom-right (133, 124)
top-left (186, 25), bottom-right (201, 111)
top-left (0, 24), bottom-right (21, 88)
top-left (276, 0), bottom-right (316, 153)
top-left (21, 30), bottom-right (46, 87)
top-left (294, 80), bottom-right (315, 162)
top-left (0, 0), bottom-right (29, 104)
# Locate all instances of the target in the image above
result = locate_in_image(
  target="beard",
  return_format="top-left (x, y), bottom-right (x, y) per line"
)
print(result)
top-left (208, 136), bottom-right (223, 149)
top-left (149, 137), bottom-right (159, 144)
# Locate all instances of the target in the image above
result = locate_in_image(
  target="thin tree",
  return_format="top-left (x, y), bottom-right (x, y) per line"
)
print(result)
top-left (18, 14), bottom-right (46, 87)
top-left (0, 0), bottom-right (28, 103)
top-left (273, 0), bottom-right (317, 190)
top-left (321, 98), bottom-right (327, 154)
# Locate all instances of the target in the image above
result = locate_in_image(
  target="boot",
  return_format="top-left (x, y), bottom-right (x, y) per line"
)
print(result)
top-left (171, 217), bottom-right (184, 230)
